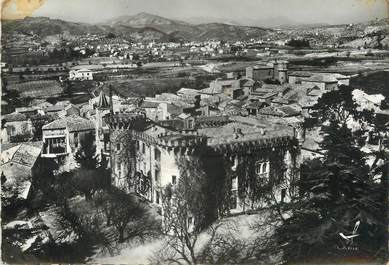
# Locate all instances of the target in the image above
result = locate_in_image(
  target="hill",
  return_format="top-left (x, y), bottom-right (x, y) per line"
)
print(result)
top-left (2, 13), bottom-right (271, 41)
top-left (2, 16), bottom-right (106, 36)
top-left (269, 18), bottom-right (389, 48)
top-left (2, 14), bottom-right (387, 44)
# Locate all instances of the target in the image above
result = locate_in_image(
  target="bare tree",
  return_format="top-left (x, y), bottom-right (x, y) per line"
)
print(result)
top-left (100, 188), bottom-right (147, 243)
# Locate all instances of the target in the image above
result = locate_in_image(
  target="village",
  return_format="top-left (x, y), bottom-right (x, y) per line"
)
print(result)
top-left (1, 8), bottom-right (389, 265)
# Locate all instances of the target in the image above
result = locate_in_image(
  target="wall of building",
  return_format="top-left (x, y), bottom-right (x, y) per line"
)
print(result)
top-left (224, 143), bottom-right (300, 214)
top-left (160, 149), bottom-right (180, 187)
top-left (5, 120), bottom-right (33, 138)
top-left (246, 67), bottom-right (274, 81)
top-left (288, 75), bottom-right (302, 84)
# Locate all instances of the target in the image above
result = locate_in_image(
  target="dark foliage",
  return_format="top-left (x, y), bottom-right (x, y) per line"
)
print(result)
top-left (286, 38), bottom-right (310, 48)
top-left (277, 120), bottom-right (386, 262)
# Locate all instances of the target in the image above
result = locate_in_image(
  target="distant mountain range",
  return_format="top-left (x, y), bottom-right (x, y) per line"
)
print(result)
top-left (2, 12), bottom-right (271, 41)
top-left (2, 12), bottom-right (388, 47)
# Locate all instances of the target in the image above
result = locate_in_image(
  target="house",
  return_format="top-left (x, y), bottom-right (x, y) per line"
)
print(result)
top-left (208, 78), bottom-right (243, 99)
top-left (43, 102), bottom-right (79, 118)
top-left (246, 65), bottom-right (273, 81)
top-left (240, 79), bottom-right (262, 96)
top-left (246, 61), bottom-right (288, 84)
top-left (157, 103), bottom-right (183, 120)
top-left (69, 69), bottom-right (93, 81)
top-left (64, 104), bottom-right (81, 117)
top-left (301, 75), bottom-right (338, 91)
top-left (246, 101), bottom-right (270, 116)
top-left (1, 142), bottom-right (43, 207)
top-left (258, 105), bottom-right (301, 118)
top-left (44, 104), bottom-right (67, 117)
top-left (289, 71), bottom-right (351, 90)
top-left (41, 116), bottom-right (95, 158)
top-left (176, 88), bottom-right (200, 99)
top-left (2, 113), bottom-right (34, 143)
top-left (15, 107), bottom-right (42, 117)
top-left (140, 101), bottom-right (160, 121)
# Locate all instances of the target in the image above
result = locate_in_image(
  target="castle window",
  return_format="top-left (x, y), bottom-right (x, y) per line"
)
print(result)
top-left (142, 143), bottom-right (145, 154)
top-left (230, 190), bottom-right (238, 209)
top-left (172, 175), bottom-right (177, 185)
top-left (155, 169), bottom-right (160, 182)
top-left (230, 176), bottom-right (238, 209)
top-left (117, 143), bottom-right (121, 151)
top-left (154, 148), bottom-right (161, 161)
top-left (231, 176), bottom-right (238, 190)
top-left (281, 188), bottom-right (287, 203)
top-left (156, 191), bottom-right (160, 204)
top-left (255, 161), bottom-right (269, 177)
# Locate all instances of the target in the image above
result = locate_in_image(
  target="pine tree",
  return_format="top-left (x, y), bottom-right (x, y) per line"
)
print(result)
top-left (277, 119), bottom-right (385, 262)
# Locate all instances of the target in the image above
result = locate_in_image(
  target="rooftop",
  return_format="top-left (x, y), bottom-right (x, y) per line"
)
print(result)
top-left (3, 112), bottom-right (28, 122)
top-left (42, 116), bottom-right (95, 132)
top-left (45, 104), bottom-right (66, 112)
top-left (1, 141), bottom-right (43, 168)
top-left (199, 119), bottom-right (294, 145)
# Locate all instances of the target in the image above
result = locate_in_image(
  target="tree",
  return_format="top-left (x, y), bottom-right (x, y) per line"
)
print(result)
top-left (73, 132), bottom-right (110, 200)
top-left (277, 119), bottom-right (386, 262)
top-left (286, 39), bottom-right (310, 48)
top-left (31, 114), bottom-right (55, 140)
top-left (157, 156), bottom-right (218, 265)
top-left (72, 168), bottom-right (108, 201)
top-left (106, 189), bottom-right (146, 243)
top-left (74, 132), bottom-right (98, 169)
top-left (106, 32), bottom-right (116, 39)
top-left (312, 85), bottom-right (373, 126)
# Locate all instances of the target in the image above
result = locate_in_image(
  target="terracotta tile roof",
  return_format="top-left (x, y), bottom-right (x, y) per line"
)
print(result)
top-left (45, 105), bottom-right (66, 112)
top-left (259, 105), bottom-right (301, 117)
top-left (1, 141), bottom-right (43, 168)
top-left (42, 116), bottom-right (95, 132)
top-left (140, 101), bottom-right (160, 108)
top-left (3, 113), bottom-right (28, 122)
top-left (246, 101), bottom-right (268, 109)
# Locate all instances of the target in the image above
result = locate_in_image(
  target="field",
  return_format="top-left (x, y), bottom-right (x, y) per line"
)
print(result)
top-left (7, 80), bottom-right (63, 98)
top-left (350, 70), bottom-right (389, 98)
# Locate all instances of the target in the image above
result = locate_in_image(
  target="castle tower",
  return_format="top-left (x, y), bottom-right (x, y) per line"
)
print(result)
top-left (95, 90), bottom-right (111, 164)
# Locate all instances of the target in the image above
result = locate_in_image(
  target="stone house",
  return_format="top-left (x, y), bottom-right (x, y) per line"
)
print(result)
top-left (41, 116), bottom-right (95, 158)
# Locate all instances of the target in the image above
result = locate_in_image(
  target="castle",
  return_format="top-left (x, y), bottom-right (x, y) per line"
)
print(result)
top-left (104, 107), bottom-right (302, 216)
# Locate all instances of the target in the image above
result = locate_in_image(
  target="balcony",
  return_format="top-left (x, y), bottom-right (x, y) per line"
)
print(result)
top-left (42, 136), bottom-right (67, 158)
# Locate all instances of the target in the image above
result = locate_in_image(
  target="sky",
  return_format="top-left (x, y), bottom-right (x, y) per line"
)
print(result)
top-left (2, 0), bottom-right (389, 26)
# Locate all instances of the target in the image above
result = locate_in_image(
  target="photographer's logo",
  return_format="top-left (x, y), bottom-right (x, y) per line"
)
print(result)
top-left (337, 220), bottom-right (360, 251)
